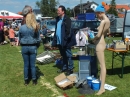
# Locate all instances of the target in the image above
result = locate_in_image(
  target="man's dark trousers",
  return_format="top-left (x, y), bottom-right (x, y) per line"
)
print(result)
top-left (58, 45), bottom-right (74, 71)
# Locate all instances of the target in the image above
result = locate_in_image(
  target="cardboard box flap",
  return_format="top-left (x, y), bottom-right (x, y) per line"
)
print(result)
top-left (59, 81), bottom-right (73, 88)
top-left (57, 78), bottom-right (70, 85)
top-left (54, 73), bottom-right (66, 83)
top-left (67, 76), bottom-right (76, 82)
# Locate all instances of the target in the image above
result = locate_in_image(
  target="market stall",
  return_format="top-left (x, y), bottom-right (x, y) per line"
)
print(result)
top-left (0, 10), bottom-right (23, 19)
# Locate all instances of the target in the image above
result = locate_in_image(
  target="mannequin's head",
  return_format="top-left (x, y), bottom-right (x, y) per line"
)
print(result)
top-left (95, 12), bottom-right (105, 19)
top-left (95, 5), bottom-right (105, 19)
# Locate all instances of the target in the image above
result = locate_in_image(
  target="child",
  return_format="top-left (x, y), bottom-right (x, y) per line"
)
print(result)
top-left (9, 25), bottom-right (15, 46)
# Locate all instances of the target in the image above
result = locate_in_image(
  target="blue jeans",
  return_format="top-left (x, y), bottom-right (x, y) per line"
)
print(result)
top-left (21, 46), bottom-right (37, 80)
top-left (58, 45), bottom-right (74, 70)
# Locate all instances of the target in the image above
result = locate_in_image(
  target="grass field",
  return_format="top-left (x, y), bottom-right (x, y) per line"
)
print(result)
top-left (0, 37), bottom-right (130, 97)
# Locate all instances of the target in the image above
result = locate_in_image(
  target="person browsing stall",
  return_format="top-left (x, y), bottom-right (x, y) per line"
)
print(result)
top-left (52, 5), bottom-right (76, 75)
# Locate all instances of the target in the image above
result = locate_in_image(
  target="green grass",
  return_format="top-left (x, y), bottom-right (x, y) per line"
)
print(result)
top-left (0, 37), bottom-right (130, 97)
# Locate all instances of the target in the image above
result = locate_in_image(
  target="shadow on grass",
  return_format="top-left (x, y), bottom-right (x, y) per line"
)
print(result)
top-left (36, 66), bottom-right (44, 79)
top-left (27, 66), bottom-right (44, 83)
top-left (53, 64), bottom-right (62, 70)
top-left (107, 66), bottom-right (130, 78)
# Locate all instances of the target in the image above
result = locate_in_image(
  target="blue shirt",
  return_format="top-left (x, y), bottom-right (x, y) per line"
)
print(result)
top-left (56, 17), bottom-right (63, 44)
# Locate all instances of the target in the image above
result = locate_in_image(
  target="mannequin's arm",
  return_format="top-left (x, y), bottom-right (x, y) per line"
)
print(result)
top-left (93, 21), bottom-right (105, 40)
top-left (107, 28), bottom-right (110, 35)
top-left (97, 26), bottom-right (100, 31)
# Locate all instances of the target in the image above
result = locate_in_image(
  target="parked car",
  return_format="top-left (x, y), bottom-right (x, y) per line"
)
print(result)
top-left (110, 18), bottom-right (124, 37)
top-left (71, 20), bottom-right (100, 35)
top-left (40, 20), bottom-right (56, 42)
top-left (41, 20), bottom-right (56, 34)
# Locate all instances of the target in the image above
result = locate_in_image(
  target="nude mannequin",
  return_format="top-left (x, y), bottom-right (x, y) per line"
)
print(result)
top-left (93, 10), bottom-right (110, 95)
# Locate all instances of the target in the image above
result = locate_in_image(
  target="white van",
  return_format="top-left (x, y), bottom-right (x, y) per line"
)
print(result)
top-left (110, 18), bottom-right (124, 36)
top-left (123, 10), bottom-right (130, 39)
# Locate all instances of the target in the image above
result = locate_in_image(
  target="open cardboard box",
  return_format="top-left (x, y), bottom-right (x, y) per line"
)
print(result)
top-left (54, 73), bottom-right (76, 89)
top-left (114, 44), bottom-right (126, 50)
top-left (114, 42), bottom-right (126, 50)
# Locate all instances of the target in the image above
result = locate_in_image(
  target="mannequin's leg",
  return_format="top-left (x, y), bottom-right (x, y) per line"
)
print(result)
top-left (96, 51), bottom-right (106, 95)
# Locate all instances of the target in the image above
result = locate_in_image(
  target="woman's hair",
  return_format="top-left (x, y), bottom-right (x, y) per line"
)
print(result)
top-left (26, 13), bottom-right (38, 32)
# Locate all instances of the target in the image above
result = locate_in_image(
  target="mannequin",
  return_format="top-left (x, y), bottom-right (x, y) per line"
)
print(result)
top-left (93, 4), bottom-right (110, 95)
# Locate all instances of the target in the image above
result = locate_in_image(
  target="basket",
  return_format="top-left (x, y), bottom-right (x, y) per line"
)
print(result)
top-left (36, 51), bottom-right (56, 64)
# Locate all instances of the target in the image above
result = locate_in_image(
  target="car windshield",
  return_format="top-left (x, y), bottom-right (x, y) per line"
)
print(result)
top-left (71, 21), bottom-right (85, 28)
top-left (85, 21), bottom-right (100, 29)
top-left (47, 21), bottom-right (56, 26)
top-left (71, 20), bottom-right (100, 30)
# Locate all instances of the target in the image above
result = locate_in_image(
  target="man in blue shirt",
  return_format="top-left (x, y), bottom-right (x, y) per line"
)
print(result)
top-left (52, 5), bottom-right (76, 75)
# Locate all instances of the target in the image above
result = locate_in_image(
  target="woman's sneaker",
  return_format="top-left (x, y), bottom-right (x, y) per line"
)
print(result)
top-left (24, 80), bottom-right (29, 86)
top-left (32, 79), bottom-right (37, 85)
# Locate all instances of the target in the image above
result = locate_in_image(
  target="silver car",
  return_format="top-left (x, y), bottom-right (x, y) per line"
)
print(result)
top-left (41, 20), bottom-right (56, 34)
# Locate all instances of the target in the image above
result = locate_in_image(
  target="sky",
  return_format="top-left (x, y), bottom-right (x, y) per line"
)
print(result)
top-left (0, 0), bottom-right (130, 13)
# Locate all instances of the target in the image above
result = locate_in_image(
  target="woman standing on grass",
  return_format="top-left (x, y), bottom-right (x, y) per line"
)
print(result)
top-left (19, 13), bottom-right (40, 85)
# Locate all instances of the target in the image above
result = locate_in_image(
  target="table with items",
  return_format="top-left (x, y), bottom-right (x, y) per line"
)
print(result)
top-left (107, 39), bottom-right (130, 78)
top-left (107, 48), bottom-right (128, 78)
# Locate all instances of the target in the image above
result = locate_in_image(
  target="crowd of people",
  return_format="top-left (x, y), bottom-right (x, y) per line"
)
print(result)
top-left (0, 19), bottom-right (20, 46)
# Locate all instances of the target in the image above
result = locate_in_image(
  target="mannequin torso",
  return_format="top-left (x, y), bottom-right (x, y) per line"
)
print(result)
top-left (94, 15), bottom-right (110, 51)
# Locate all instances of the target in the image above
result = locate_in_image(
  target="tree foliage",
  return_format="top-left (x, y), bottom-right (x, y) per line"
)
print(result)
top-left (36, 0), bottom-right (58, 17)
top-left (107, 0), bottom-right (118, 16)
top-left (66, 8), bottom-right (73, 17)
top-left (36, 0), bottom-right (73, 17)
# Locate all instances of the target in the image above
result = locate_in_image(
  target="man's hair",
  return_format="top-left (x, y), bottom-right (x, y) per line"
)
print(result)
top-left (59, 5), bottom-right (66, 14)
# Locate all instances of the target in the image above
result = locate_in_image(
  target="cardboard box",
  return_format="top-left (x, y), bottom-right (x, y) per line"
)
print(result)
top-left (114, 44), bottom-right (126, 50)
top-left (54, 73), bottom-right (76, 89)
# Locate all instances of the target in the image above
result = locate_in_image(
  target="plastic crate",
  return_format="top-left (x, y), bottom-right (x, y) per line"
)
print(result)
top-left (78, 55), bottom-right (98, 80)
top-left (79, 56), bottom-right (91, 80)
top-left (77, 13), bottom-right (96, 20)
top-left (36, 51), bottom-right (56, 64)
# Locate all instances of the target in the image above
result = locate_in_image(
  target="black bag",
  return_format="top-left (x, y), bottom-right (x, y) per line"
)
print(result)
top-left (36, 41), bottom-right (40, 48)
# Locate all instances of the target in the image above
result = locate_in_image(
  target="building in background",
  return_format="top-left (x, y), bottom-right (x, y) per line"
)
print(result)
top-left (74, 1), bottom-right (98, 16)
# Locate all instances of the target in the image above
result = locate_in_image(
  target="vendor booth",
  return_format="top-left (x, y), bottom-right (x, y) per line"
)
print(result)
top-left (107, 10), bottom-right (130, 78)
top-left (0, 10), bottom-right (23, 19)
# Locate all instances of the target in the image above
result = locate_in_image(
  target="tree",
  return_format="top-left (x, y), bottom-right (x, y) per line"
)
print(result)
top-left (66, 8), bottom-right (73, 17)
top-left (36, 0), bottom-right (58, 17)
top-left (107, 0), bottom-right (118, 16)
